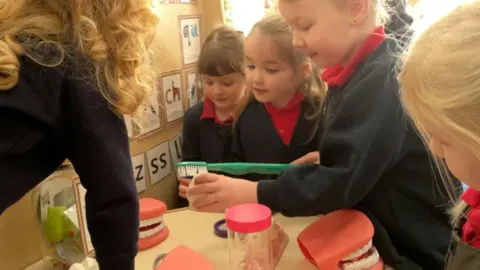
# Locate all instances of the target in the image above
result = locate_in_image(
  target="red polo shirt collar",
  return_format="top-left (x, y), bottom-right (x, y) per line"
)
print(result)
top-left (264, 92), bottom-right (304, 145)
top-left (322, 26), bottom-right (386, 88)
top-left (461, 187), bottom-right (480, 248)
top-left (200, 98), bottom-right (232, 125)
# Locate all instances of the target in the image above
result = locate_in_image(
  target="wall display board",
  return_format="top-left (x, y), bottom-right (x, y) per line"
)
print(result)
top-left (146, 141), bottom-right (173, 186)
top-left (132, 154), bottom-right (147, 193)
top-left (169, 131), bottom-right (183, 165)
top-left (179, 15), bottom-right (202, 66)
top-left (183, 69), bottom-right (204, 108)
top-left (162, 71), bottom-right (185, 123)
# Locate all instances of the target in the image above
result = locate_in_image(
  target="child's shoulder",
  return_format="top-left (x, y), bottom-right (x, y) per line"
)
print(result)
top-left (237, 98), bottom-right (263, 119)
top-left (346, 41), bottom-right (399, 97)
top-left (183, 101), bottom-right (205, 125)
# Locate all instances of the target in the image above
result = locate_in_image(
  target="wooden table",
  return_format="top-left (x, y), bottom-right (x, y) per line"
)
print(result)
top-left (135, 208), bottom-right (318, 270)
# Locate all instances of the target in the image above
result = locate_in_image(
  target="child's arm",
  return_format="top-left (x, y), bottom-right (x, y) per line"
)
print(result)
top-left (257, 61), bottom-right (406, 216)
top-left (182, 105), bottom-right (202, 161)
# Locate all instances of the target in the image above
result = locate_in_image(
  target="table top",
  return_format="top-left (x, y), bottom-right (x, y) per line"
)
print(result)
top-left (135, 208), bottom-right (319, 270)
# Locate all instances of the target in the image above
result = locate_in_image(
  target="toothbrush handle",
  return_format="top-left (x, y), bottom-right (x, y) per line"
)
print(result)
top-left (208, 163), bottom-right (295, 175)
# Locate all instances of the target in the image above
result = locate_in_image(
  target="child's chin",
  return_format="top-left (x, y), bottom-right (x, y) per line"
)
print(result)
top-left (252, 94), bottom-right (271, 104)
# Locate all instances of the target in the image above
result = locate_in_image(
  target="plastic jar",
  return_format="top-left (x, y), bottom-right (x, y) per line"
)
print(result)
top-left (226, 203), bottom-right (274, 270)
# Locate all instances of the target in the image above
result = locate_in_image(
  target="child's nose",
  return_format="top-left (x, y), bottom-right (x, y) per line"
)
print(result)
top-left (253, 69), bottom-right (263, 83)
top-left (292, 32), bottom-right (306, 49)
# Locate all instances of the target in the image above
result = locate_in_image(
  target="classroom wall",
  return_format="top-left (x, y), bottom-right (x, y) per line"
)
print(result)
top-left (0, 1), bottom-right (224, 269)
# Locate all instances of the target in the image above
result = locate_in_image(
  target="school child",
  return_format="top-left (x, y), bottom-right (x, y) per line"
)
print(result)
top-left (179, 25), bottom-right (246, 198)
top-left (399, 2), bottom-right (480, 269)
top-left (228, 14), bottom-right (325, 182)
top-left (187, 1), bottom-right (460, 269)
top-left (0, 1), bottom-right (159, 270)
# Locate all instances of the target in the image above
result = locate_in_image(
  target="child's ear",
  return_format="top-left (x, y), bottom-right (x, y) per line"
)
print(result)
top-left (301, 62), bottom-right (313, 79)
top-left (345, 0), bottom-right (370, 24)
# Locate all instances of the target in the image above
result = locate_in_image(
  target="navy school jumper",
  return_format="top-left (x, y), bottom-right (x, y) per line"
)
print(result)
top-left (231, 98), bottom-right (320, 181)
top-left (256, 39), bottom-right (461, 269)
top-left (0, 57), bottom-right (138, 270)
top-left (182, 100), bottom-right (234, 163)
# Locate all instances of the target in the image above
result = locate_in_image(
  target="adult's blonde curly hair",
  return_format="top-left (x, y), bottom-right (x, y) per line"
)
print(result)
top-left (0, 0), bottom-right (160, 116)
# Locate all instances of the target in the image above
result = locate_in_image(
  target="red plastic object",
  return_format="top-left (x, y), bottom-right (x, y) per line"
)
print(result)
top-left (155, 245), bottom-right (215, 270)
top-left (138, 198), bottom-right (169, 250)
top-left (225, 203), bottom-right (272, 233)
top-left (297, 209), bottom-right (384, 269)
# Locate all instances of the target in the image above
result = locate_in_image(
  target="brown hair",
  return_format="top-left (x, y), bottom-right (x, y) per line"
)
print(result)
top-left (242, 13), bottom-right (327, 139)
top-left (198, 25), bottom-right (245, 77)
top-left (0, 0), bottom-right (159, 120)
top-left (197, 25), bottom-right (247, 123)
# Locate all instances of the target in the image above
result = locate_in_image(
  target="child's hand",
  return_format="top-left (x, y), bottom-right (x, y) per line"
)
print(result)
top-left (187, 173), bottom-right (258, 212)
top-left (291, 151), bottom-right (320, 164)
top-left (178, 178), bottom-right (190, 198)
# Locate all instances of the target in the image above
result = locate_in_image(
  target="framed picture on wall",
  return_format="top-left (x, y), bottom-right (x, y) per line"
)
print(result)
top-left (72, 178), bottom-right (95, 258)
top-left (182, 68), bottom-right (204, 109)
top-left (136, 82), bottom-right (163, 139)
top-left (178, 14), bottom-right (202, 67)
top-left (161, 71), bottom-right (184, 123)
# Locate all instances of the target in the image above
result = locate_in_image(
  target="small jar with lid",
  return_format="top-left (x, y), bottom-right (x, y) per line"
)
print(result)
top-left (226, 203), bottom-right (275, 270)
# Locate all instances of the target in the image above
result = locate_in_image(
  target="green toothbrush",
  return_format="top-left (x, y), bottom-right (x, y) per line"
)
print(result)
top-left (175, 161), bottom-right (295, 177)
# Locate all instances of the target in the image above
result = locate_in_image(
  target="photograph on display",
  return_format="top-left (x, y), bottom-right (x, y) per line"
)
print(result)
top-left (184, 69), bottom-right (204, 108)
top-left (162, 72), bottom-right (184, 123)
top-left (137, 84), bottom-right (162, 137)
top-left (179, 15), bottom-right (202, 66)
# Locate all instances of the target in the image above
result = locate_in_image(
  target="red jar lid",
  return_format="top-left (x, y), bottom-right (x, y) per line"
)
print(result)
top-left (226, 203), bottom-right (272, 233)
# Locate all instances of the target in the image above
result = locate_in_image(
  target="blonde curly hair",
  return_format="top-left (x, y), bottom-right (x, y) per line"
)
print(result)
top-left (0, 0), bottom-right (160, 116)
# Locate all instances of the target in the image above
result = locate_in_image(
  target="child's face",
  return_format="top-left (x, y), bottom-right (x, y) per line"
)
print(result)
top-left (278, 0), bottom-right (359, 68)
top-left (202, 72), bottom-right (246, 110)
top-left (244, 31), bottom-right (305, 108)
top-left (427, 127), bottom-right (480, 190)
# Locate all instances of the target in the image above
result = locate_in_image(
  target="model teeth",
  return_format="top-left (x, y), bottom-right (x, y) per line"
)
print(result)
top-left (140, 216), bottom-right (163, 227)
top-left (139, 216), bottom-right (165, 239)
top-left (342, 240), bottom-right (372, 261)
top-left (176, 165), bottom-right (208, 178)
top-left (342, 247), bottom-right (380, 270)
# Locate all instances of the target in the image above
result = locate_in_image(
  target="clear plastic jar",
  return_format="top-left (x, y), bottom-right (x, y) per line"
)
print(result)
top-left (226, 203), bottom-right (274, 270)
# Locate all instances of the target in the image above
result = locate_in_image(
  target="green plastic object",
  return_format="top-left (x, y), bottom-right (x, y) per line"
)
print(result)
top-left (175, 161), bottom-right (295, 176)
top-left (44, 206), bottom-right (71, 243)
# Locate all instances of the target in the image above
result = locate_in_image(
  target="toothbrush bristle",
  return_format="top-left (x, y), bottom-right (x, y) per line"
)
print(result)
top-left (176, 165), bottom-right (208, 178)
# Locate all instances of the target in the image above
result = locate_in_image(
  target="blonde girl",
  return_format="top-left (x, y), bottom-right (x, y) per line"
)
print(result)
top-left (188, 1), bottom-right (457, 269)
top-left (227, 13), bottom-right (325, 182)
top-left (399, 1), bottom-right (480, 269)
top-left (0, 1), bottom-right (159, 269)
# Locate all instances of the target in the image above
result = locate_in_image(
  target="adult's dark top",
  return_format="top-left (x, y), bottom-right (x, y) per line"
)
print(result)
top-left (0, 56), bottom-right (138, 270)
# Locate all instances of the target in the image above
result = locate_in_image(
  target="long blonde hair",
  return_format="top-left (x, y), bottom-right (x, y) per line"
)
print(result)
top-left (0, 0), bottom-right (159, 117)
top-left (398, 0), bottom-right (480, 223)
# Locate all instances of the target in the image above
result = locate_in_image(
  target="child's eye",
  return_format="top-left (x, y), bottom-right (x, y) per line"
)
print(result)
top-left (302, 25), bottom-right (311, 31)
top-left (222, 82), bottom-right (233, 87)
top-left (266, 68), bottom-right (279, 73)
top-left (246, 64), bottom-right (255, 70)
top-left (204, 81), bottom-right (214, 86)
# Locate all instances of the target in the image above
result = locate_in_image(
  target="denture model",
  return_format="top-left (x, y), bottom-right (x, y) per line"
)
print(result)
top-left (138, 198), bottom-right (169, 250)
top-left (297, 209), bottom-right (383, 270)
top-left (154, 245), bottom-right (215, 270)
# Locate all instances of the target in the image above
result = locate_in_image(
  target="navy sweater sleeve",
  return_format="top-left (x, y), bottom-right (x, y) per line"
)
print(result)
top-left (257, 61), bottom-right (406, 216)
top-left (182, 103), bottom-right (202, 161)
top-left (62, 77), bottom-right (139, 270)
